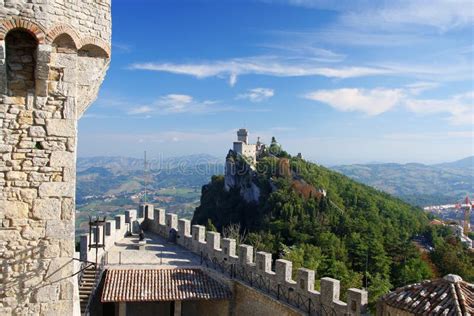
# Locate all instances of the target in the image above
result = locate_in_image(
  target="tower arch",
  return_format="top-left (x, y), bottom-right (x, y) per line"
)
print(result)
top-left (5, 29), bottom-right (38, 96)
top-left (0, 18), bottom-right (46, 43)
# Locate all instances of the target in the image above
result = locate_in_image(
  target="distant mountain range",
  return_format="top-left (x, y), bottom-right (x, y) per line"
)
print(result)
top-left (77, 154), bottom-right (222, 172)
top-left (75, 154), bottom-right (224, 232)
top-left (433, 156), bottom-right (474, 169)
top-left (77, 154), bottom-right (223, 200)
top-left (76, 155), bottom-right (473, 208)
top-left (331, 156), bottom-right (473, 206)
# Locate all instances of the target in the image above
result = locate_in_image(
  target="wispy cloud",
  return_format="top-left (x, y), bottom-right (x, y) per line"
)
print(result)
top-left (127, 94), bottom-right (222, 115)
top-left (129, 55), bottom-right (395, 85)
top-left (304, 88), bottom-right (404, 116)
top-left (258, 41), bottom-right (346, 62)
top-left (237, 88), bottom-right (274, 102)
top-left (405, 81), bottom-right (440, 95)
top-left (304, 87), bottom-right (474, 125)
top-left (384, 130), bottom-right (473, 141)
top-left (128, 106), bottom-right (153, 114)
top-left (264, 0), bottom-right (474, 31)
top-left (405, 91), bottom-right (474, 125)
top-left (125, 93), bottom-right (271, 116)
top-left (343, 0), bottom-right (474, 32)
top-left (112, 42), bottom-right (132, 53)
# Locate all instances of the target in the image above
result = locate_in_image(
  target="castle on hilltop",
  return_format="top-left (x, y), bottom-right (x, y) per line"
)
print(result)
top-left (232, 128), bottom-right (265, 164)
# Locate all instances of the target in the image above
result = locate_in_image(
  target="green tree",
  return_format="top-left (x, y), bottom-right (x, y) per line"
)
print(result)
top-left (397, 257), bottom-right (433, 285)
top-left (206, 218), bottom-right (217, 232)
top-left (367, 273), bottom-right (392, 309)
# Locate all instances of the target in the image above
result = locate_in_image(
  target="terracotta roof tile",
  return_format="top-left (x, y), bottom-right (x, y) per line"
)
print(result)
top-left (101, 268), bottom-right (232, 303)
top-left (380, 275), bottom-right (474, 315)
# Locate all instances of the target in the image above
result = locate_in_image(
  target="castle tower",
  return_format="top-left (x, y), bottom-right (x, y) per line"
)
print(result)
top-left (237, 128), bottom-right (249, 144)
top-left (0, 2), bottom-right (111, 315)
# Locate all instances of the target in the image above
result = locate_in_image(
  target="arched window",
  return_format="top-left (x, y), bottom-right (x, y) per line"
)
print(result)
top-left (5, 29), bottom-right (38, 96)
top-left (78, 44), bottom-right (108, 58)
top-left (52, 33), bottom-right (77, 54)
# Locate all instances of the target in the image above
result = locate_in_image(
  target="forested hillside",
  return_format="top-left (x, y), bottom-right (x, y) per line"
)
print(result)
top-left (193, 143), bottom-right (473, 307)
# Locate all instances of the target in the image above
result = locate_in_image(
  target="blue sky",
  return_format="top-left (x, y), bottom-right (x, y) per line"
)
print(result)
top-left (78, 0), bottom-right (474, 165)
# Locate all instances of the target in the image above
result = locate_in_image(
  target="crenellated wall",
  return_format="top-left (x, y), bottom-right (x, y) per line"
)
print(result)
top-left (82, 203), bottom-right (368, 315)
top-left (0, 1), bottom-right (111, 314)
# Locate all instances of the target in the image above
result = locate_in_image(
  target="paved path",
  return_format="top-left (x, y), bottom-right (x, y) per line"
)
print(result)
top-left (105, 232), bottom-right (201, 268)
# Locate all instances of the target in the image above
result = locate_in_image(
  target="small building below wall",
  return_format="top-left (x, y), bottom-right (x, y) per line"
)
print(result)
top-left (377, 274), bottom-right (474, 315)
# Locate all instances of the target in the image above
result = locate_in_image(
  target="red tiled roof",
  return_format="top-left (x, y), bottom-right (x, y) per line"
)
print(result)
top-left (101, 268), bottom-right (232, 303)
top-left (380, 274), bottom-right (474, 315)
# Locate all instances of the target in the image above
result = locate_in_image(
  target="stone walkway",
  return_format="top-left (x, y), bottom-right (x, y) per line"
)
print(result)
top-left (105, 232), bottom-right (201, 268)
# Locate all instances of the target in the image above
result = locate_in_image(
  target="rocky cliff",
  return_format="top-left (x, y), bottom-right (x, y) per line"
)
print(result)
top-left (224, 150), bottom-right (261, 203)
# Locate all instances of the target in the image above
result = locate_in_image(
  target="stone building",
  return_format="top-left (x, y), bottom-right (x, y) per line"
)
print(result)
top-left (0, 1), bottom-right (111, 315)
top-left (232, 129), bottom-right (264, 164)
top-left (377, 274), bottom-right (474, 315)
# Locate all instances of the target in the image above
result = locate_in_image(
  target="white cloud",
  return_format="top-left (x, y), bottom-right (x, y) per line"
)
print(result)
top-left (405, 81), bottom-right (440, 95)
top-left (128, 106), bottom-right (153, 115)
top-left (155, 94), bottom-right (194, 113)
top-left (127, 94), bottom-right (221, 115)
top-left (129, 56), bottom-right (394, 85)
top-left (130, 53), bottom-right (472, 85)
top-left (125, 93), bottom-right (271, 116)
top-left (265, 0), bottom-right (474, 31)
top-left (237, 88), bottom-right (275, 102)
top-left (353, 0), bottom-right (474, 32)
top-left (112, 42), bottom-right (132, 53)
top-left (304, 87), bottom-right (474, 125)
top-left (304, 88), bottom-right (404, 116)
top-left (405, 91), bottom-right (474, 125)
top-left (229, 73), bottom-right (238, 87)
top-left (383, 130), bottom-right (474, 141)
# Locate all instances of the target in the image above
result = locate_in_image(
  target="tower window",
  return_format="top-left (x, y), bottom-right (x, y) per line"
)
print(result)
top-left (5, 30), bottom-right (37, 96)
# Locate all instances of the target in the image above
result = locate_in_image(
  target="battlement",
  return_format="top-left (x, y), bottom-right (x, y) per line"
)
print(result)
top-left (80, 203), bottom-right (368, 315)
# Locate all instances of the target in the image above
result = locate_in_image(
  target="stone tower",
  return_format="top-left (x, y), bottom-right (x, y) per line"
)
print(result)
top-left (0, 1), bottom-right (111, 315)
top-left (237, 128), bottom-right (248, 144)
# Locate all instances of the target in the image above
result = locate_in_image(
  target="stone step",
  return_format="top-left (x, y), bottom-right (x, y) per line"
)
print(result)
top-left (80, 289), bottom-right (93, 293)
top-left (80, 279), bottom-right (95, 284)
top-left (80, 288), bottom-right (93, 293)
top-left (80, 279), bottom-right (96, 284)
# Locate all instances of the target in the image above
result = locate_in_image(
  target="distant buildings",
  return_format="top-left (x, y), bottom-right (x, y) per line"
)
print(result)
top-left (450, 224), bottom-right (473, 249)
top-left (424, 196), bottom-right (473, 248)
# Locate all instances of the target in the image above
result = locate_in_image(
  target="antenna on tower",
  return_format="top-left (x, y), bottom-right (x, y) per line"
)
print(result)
top-left (144, 150), bottom-right (148, 203)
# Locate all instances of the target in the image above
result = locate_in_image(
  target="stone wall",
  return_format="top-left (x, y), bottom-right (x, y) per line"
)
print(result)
top-left (83, 204), bottom-right (369, 316)
top-left (376, 303), bottom-right (414, 316)
top-left (233, 282), bottom-right (301, 316)
top-left (0, 2), bottom-right (111, 315)
top-left (182, 300), bottom-right (230, 316)
top-left (0, 0), bottom-right (111, 43)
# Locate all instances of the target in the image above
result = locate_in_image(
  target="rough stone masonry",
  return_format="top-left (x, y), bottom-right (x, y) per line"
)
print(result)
top-left (0, 1), bottom-right (111, 315)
